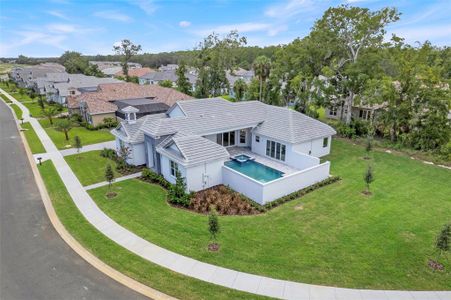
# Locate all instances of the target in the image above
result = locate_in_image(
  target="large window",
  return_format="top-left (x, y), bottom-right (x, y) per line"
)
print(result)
top-left (239, 129), bottom-right (246, 144)
top-left (266, 140), bottom-right (286, 161)
top-left (216, 131), bottom-right (236, 147)
top-left (170, 160), bottom-right (178, 177)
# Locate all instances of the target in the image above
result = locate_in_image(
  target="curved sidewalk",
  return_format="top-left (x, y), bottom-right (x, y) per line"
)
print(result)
top-left (2, 88), bottom-right (450, 300)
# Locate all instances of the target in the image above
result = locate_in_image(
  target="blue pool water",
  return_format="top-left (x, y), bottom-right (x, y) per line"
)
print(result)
top-left (225, 160), bottom-right (283, 183)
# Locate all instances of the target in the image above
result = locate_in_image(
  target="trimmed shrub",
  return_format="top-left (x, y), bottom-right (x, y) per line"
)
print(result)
top-left (100, 148), bottom-right (117, 160)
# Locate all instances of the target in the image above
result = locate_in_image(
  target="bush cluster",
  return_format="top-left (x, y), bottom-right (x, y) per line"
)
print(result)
top-left (335, 120), bottom-right (369, 139)
top-left (141, 168), bottom-right (172, 189)
top-left (190, 185), bottom-right (260, 215)
top-left (99, 148), bottom-right (117, 160)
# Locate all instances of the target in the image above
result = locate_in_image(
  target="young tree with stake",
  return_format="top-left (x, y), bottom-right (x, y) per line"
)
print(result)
top-left (364, 165), bottom-right (374, 194)
top-left (105, 164), bottom-right (115, 192)
top-left (74, 136), bottom-right (82, 153)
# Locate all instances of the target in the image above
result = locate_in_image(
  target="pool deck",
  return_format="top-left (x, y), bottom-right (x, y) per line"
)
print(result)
top-left (227, 147), bottom-right (299, 175)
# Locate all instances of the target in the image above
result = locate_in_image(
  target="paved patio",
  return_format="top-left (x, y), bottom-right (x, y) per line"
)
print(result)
top-left (3, 87), bottom-right (450, 300)
top-left (227, 146), bottom-right (299, 175)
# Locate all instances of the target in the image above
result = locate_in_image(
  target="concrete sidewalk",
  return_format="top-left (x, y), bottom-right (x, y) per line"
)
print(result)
top-left (84, 172), bottom-right (142, 190)
top-left (2, 88), bottom-right (450, 300)
top-left (60, 140), bottom-right (116, 156)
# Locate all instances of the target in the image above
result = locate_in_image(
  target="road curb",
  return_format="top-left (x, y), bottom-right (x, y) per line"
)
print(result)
top-left (3, 96), bottom-right (176, 300)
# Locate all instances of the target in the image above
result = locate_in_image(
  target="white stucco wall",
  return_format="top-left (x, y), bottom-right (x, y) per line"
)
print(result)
top-left (292, 136), bottom-right (331, 157)
top-left (130, 143), bottom-right (146, 165)
top-left (160, 155), bottom-right (187, 185)
top-left (223, 161), bottom-right (331, 204)
top-left (252, 133), bottom-right (332, 166)
top-left (185, 159), bottom-right (227, 192)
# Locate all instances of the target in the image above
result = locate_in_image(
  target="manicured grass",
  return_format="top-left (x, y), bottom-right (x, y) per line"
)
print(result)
top-left (65, 150), bottom-right (120, 186)
top-left (21, 122), bottom-right (46, 154)
top-left (22, 101), bottom-right (43, 117)
top-left (89, 139), bottom-right (451, 290)
top-left (38, 160), bottom-right (265, 300)
top-left (0, 81), bottom-right (18, 93)
top-left (10, 103), bottom-right (22, 119)
top-left (40, 120), bottom-right (114, 150)
top-left (14, 93), bottom-right (33, 102)
top-left (0, 93), bottom-right (12, 103)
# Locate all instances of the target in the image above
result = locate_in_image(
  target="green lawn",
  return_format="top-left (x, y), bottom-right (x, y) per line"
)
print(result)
top-left (22, 101), bottom-right (45, 117)
top-left (38, 160), bottom-right (265, 300)
top-left (14, 93), bottom-right (33, 102)
top-left (40, 119), bottom-right (114, 150)
top-left (0, 93), bottom-right (12, 103)
top-left (88, 139), bottom-right (451, 290)
top-left (65, 150), bottom-right (120, 186)
top-left (21, 122), bottom-right (46, 154)
top-left (10, 103), bottom-right (22, 119)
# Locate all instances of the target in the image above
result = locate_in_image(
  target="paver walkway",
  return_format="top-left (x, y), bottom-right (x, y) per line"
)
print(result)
top-left (84, 172), bottom-right (142, 190)
top-left (2, 88), bottom-right (450, 300)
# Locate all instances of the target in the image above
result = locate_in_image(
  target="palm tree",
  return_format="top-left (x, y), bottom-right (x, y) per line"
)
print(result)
top-left (253, 55), bottom-right (271, 102)
top-left (55, 119), bottom-right (73, 141)
top-left (41, 106), bottom-right (58, 125)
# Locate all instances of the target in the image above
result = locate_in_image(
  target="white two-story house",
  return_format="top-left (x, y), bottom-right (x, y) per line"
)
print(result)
top-left (112, 98), bottom-right (336, 204)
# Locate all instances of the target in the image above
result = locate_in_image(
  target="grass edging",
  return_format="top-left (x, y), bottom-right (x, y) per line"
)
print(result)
top-left (38, 161), bottom-right (266, 300)
top-left (10, 103), bottom-right (22, 119)
top-left (21, 122), bottom-right (46, 154)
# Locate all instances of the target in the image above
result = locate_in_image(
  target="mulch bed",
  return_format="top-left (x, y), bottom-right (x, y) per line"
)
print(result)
top-left (208, 243), bottom-right (220, 252)
top-left (189, 185), bottom-right (260, 216)
top-left (428, 259), bottom-right (444, 271)
top-left (106, 191), bottom-right (117, 199)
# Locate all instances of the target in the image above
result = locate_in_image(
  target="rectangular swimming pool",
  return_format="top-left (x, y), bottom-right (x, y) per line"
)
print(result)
top-left (225, 160), bottom-right (283, 183)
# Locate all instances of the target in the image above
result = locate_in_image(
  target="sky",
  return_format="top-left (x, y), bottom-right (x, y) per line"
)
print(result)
top-left (0, 0), bottom-right (450, 58)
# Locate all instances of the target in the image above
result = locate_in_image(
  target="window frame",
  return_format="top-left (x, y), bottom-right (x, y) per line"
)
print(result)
top-left (266, 139), bottom-right (286, 161)
top-left (323, 137), bottom-right (328, 148)
top-left (239, 129), bottom-right (246, 144)
top-left (170, 160), bottom-right (178, 177)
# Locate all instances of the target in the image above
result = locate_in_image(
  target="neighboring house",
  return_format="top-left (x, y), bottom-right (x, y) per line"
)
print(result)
top-left (68, 82), bottom-right (193, 126)
top-left (48, 75), bottom-right (121, 104)
top-left (10, 63), bottom-right (66, 88)
top-left (158, 64), bottom-right (178, 71)
top-left (227, 68), bottom-right (254, 98)
top-left (325, 102), bottom-right (387, 121)
top-left (112, 97), bottom-right (336, 204)
top-left (101, 67), bottom-right (123, 78)
top-left (89, 61), bottom-right (142, 70)
top-left (115, 67), bottom-right (154, 78)
top-left (139, 69), bottom-right (197, 90)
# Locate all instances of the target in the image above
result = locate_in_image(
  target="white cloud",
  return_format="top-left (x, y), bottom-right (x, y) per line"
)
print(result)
top-left (130, 0), bottom-right (156, 15)
top-left (46, 23), bottom-right (77, 33)
top-left (0, 30), bottom-right (67, 56)
top-left (179, 21), bottom-right (191, 28)
top-left (194, 22), bottom-right (272, 36)
top-left (264, 0), bottom-right (315, 19)
top-left (389, 25), bottom-right (451, 46)
top-left (46, 10), bottom-right (69, 20)
top-left (93, 10), bottom-right (131, 22)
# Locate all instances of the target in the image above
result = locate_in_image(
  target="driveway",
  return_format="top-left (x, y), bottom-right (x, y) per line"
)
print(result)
top-left (0, 100), bottom-right (148, 300)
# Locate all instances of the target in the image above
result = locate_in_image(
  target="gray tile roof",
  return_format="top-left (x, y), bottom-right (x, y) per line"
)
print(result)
top-left (157, 134), bottom-right (229, 167)
top-left (140, 98), bottom-right (335, 144)
top-left (111, 113), bottom-right (167, 144)
top-left (253, 106), bottom-right (337, 143)
top-left (140, 69), bottom-right (197, 84)
top-left (117, 98), bottom-right (335, 166)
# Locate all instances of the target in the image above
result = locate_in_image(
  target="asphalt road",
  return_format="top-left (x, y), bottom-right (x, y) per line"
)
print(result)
top-left (0, 100), bottom-right (148, 300)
